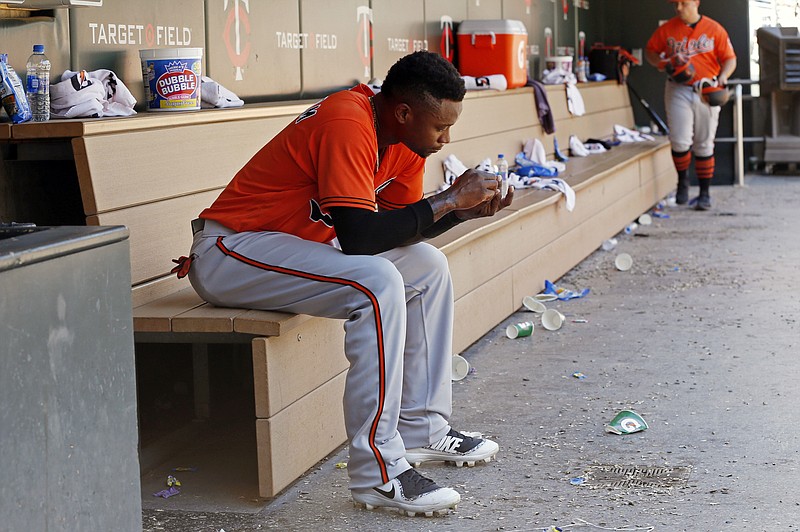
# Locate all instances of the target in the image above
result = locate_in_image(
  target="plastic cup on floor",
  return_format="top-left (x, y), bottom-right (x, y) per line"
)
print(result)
top-left (615, 253), bottom-right (633, 271)
top-left (451, 354), bottom-right (470, 381)
top-left (522, 296), bottom-right (547, 313)
top-left (605, 409), bottom-right (649, 434)
top-left (506, 321), bottom-right (534, 339)
top-left (541, 309), bottom-right (565, 331)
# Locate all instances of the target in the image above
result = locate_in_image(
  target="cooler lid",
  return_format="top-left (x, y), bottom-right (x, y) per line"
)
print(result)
top-left (457, 19), bottom-right (527, 36)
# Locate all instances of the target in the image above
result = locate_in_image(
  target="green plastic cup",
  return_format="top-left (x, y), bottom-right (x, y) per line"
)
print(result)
top-left (605, 409), bottom-right (648, 434)
top-left (506, 321), bottom-right (534, 339)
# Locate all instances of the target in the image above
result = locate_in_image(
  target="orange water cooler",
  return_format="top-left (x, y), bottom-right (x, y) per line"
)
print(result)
top-left (457, 19), bottom-right (529, 89)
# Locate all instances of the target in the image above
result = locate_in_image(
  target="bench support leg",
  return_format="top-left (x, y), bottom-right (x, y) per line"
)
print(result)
top-left (192, 344), bottom-right (210, 420)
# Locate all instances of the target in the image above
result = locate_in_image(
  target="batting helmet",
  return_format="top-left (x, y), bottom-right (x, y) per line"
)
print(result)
top-left (694, 77), bottom-right (731, 107)
top-left (665, 53), bottom-right (696, 84)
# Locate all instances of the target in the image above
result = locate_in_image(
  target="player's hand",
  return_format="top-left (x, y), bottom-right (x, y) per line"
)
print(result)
top-left (447, 168), bottom-right (499, 210)
top-left (454, 185), bottom-right (515, 220)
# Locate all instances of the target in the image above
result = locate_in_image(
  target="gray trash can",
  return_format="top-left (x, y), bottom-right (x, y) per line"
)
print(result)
top-left (0, 225), bottom-right (142, 532)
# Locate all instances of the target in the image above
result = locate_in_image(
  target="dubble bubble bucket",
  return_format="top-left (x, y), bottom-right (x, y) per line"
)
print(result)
top-left (140, 48), bottom-right (203, 111)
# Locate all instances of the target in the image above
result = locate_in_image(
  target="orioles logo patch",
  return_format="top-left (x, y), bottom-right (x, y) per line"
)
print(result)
top-left (309, 199), bottom-right (334, 227)
top-left (296, 97), bottom-right (327, 124)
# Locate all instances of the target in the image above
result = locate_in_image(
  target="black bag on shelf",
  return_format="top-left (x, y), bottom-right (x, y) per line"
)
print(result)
top-left (589, 44), bottom-right (639, 84)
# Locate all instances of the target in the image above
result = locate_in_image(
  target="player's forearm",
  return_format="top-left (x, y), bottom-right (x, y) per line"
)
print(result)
top-left (426, 190), bottom-right (459, 223)
top-left (719, 57), bottom-right (737, 82)
top-left (645, 50), bottom-right (664, 69)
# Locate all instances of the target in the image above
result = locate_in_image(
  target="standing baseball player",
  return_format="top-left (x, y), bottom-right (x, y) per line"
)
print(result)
top-left (645, 0), bottom-right (736, 210)
top-left (173, 51), bottom-right (509, 516)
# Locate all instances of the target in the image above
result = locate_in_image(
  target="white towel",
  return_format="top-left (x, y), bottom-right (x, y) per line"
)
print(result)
top-left (566, 82), bottom-right (585, 116)
top-left (523, 138), bottom-right (548, 165)
top-left (442, 154), bottom-right (469, 186)
top-left (50, 69), bottom-right (136, 118)
top-left (522, 138), bottom-right (566, 172)
top-left (367, 78), bottom-right (383, 94)
top-left (475, 157), bottom-right (494, 173)
top-left (462, 74), bottom-right (508, 91)
top-left (200, 76), bottom-right (244, 108)
top-left (529, 177), bottom-right (576, 211)
top-left (541, 69), bottom-right (578, 85)
top-left (613, 124), bottom-right (654, 143)
top-left (569, 134), bottom-right (590, 157)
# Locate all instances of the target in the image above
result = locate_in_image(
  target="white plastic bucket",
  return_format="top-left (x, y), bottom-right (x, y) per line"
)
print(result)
top-left (545, 56), bottom-right (573, 74)
top-left (140, 47), bottom-right (203, 111)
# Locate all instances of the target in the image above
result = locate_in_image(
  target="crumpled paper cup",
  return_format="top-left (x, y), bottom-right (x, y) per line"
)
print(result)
top-left (605, 409), bottom-right (648, 434)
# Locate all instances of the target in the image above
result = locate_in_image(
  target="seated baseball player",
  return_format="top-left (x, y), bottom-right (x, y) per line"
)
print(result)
top-left (173, 51), bottom-right (512, 516)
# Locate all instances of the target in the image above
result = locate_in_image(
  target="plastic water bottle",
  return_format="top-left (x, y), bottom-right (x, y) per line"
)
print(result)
top-left (624, 222), bottom-right (638, 235)
top-left (496, 153), bottom-right (509, 199)
top-left (26, 44), bottom-right (50, 122)
top-left (601, 238), bottom-right (618, 251)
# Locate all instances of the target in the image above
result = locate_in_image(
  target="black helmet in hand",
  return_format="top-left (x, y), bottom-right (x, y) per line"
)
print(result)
top-left (694, 77), bottom-right (731, 107)
top-left (665, 53), bottom-right (696, 84)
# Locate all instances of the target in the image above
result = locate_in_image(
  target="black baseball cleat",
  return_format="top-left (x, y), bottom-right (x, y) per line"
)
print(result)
top-left (405, 428), bottom-right (499, 467)
top-left (694, 194), bottom-right (711, 211)
top-left (351, 468), bottom-right (460, 517)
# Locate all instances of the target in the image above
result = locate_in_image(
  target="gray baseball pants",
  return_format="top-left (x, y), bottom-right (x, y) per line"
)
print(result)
top-left (187, 220), bottom-right (454, 489)
top-left (665, 80), bottom-right (720, 157)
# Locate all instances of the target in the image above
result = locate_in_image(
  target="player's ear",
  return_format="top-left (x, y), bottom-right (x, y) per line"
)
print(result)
top-left (395, 103), bottom-right (412, 124)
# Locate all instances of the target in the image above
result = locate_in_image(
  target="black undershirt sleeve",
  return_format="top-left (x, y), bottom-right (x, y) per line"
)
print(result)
top-left (330, 199), bottom-right (464, 255)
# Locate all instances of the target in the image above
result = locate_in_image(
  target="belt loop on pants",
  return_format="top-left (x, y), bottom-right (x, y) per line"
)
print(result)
top-left (191, 218), bottom-right (205, 235)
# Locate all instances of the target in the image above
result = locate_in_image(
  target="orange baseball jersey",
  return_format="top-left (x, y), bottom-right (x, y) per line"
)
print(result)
top-left (200, 84), bottom-right (426, 243)
top-left (646, 15), bottom-right (735, 81)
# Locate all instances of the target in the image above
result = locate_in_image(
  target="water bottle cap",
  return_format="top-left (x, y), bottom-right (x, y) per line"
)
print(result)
top-left (497, 154), bottom-right (504, 158)
top-left (33, 44), bottom-right (45, 53)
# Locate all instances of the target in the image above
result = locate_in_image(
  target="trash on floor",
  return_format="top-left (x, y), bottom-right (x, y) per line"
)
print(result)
top-left (614, 253), bottom-right (633, 271)
top-left (601, 238), bottom-right (618, 251)
top-left (153, 486), bottom-right (180, 498)
top-left (543, 279), bottom-right (590, 300)
top-left (522, 295), bottom-right (547, 312)
top-left (451, 354), bottom-right (470, 380)
top-left (605, 409), bottom-right (648, 434)
top-left (541, 309), bottom-right (565, 331)
top-left (506, 321), bottom-right (534, 338)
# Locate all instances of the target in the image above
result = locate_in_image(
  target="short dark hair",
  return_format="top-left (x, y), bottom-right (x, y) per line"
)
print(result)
top-left (381, 51), bottom-right (466, 111)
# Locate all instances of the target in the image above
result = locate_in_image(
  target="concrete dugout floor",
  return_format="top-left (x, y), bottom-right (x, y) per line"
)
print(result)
top-left (142, 174), bottom-right (800, 531)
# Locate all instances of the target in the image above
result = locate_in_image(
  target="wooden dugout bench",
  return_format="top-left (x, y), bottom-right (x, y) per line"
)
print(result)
top-left (9, 80), bottom-right (674, 498)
